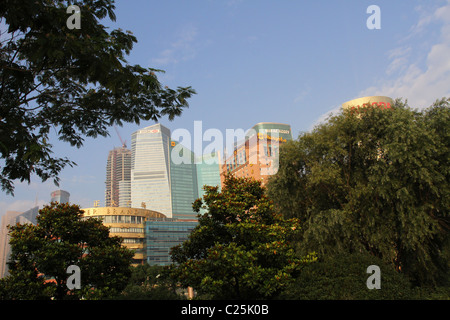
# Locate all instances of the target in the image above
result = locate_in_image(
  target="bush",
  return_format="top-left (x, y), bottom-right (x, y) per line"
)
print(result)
top-left (279, 252), bottom-right (417, 300)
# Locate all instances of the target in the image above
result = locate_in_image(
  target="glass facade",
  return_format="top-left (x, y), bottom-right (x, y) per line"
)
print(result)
top-left (82, 206), bottom-right (166, 266)
top-left (145, 218), bottom-right (198, 266)
top-left (131, 123), bottom-right (220, 220)
top-left (170, 141), bottom-right (199, 220)
top-left (0, 206), bottom-right (39, 277)
top-left (131, 124), bottom-right (173, 216)
top-left (195, 152), bottom-right (222, 215)
top-left (118, 180), bottom-right (131, 207)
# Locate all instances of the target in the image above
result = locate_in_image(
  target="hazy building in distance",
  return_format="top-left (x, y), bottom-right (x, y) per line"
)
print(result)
top-left (50, 190), bottom-right (70, 204)
top-left (0, 206), bottom-right (39, 278)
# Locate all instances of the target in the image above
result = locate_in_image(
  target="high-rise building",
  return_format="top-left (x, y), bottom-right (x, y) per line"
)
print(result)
top-left (50, 190), bottom-right (70, 204)
top-left (195, 152), bottom-right (222, 214)
top-left (220, 122), bottom-right (293, 186)
top-left (0, 206), bottom-right (39, 278)
top-left (131, 124), bottom-right (173, 215)
top-left (170, 141), bottom-right (199, 220)
top-left (105, 147), bottom-right (131, 207)
top-left (130, 123), bottom-right (203, 220)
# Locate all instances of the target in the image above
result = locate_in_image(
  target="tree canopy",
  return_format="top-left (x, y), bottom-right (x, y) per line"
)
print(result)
top-left (267, 98), bottom-right (450, 287)
top-left (0, 0), bottom-right (195, 195)
top-left (0, 202), bottom-right (134, 300)
top-left (169, 175), bottom-right (316, 300)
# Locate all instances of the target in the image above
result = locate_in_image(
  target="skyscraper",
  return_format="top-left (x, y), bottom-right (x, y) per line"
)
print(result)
top-left (170, 141), bottom-right (199, 220)
top-left (130, 123), bottom-right (208, 220)
top-left (50, 190), bottom-right (70, 204)
top-left (220, 122), bottom-right (293, 186)
top-left (0, 206), bottom-right (39, 278)
top-left (105, 147), bottom-right (131, 207)
top-left (131, 124), bottom-right (173, 216)
top-left (196, 152), bottom-right (222, 214)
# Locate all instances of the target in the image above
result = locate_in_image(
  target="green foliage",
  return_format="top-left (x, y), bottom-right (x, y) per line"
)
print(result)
top-left (0, 202), bottom-right (134, 300)
top-left (279, 252), bottom-right (417, 300)
top-left (169, 175), bottom-right (316, 300)
top-left (267, 98), bottom-right (450, 288)
top-left (0, 0), bottom-right (195, 195)
top-left (117, 264), bottom-right (185, 300)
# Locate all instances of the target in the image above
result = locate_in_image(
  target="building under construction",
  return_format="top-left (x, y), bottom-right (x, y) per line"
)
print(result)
top-left (105, 146), bottom-right (132, 207)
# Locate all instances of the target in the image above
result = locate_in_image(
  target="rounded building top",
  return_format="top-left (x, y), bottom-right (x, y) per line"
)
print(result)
top-left (82, 206), bottom-right (166, 219)
top-left (342, 96), bottom-right (394, 110)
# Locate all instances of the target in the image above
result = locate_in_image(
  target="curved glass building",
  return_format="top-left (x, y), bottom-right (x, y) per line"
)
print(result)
top-left (82, 206), bottom-right (166, 265)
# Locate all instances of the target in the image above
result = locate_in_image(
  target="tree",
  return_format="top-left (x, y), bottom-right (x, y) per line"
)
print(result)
top-left (117, 264), bottom-right (185, 300)
top-left (0, 202), bottom-right (134, 300)
top-left (169, 175), bottom-right (316, 300)
top-left (279, 252), bottom-right (417, 300)
top-left (267, 98), bottom-right (450, 287)
top-left (0, 0), bottom-right (195, 195)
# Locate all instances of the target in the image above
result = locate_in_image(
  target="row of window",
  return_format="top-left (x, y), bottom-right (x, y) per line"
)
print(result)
top-left (96, 215), bottom-right (146, 224)
top-left (122, 238), bottom-right (144, 244)
top-left (110, 227), bottom-right (144, 233)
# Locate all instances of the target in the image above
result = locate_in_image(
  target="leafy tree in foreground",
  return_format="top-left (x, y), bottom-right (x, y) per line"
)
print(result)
top-left (279, 252), bottom-right (417, 300)
top-left (0, 0), bottom-right (195, 195)
top-left (267, 98), bottom-right (450, 287)
top-left (117, 264), bottom-right (185, 300)
top-left (169, 175), bottom-right (316, 300)
top-left (0, 202), bottom-right (134, 300)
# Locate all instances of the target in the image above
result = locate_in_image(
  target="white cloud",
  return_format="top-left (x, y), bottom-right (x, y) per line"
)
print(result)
top-left (294, 85), bottom-right (311, 103)
top-left (152, 25), bottom-right (198, 66)
top-left (62, 175), bottom-right (96, 184)
top-left (309, 105), bottom-right (341, 130)
top-left (359, 0), bottom-right (450, 109)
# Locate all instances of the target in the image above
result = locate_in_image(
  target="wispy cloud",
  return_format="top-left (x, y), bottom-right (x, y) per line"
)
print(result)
top-left (62, 175), bottom-right (96, 184)
top-left (309, 105), bottom-right (341, 131)
top-left (152, 24), bottom-right (198, 66)
top-left (294, 85), bottom-right (311, 103)
top-left (359, 0), bottom-right (450, 109)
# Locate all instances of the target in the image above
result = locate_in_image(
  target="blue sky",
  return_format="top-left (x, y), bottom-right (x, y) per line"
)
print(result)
top-left (1, 0), bottom-right (450, 216)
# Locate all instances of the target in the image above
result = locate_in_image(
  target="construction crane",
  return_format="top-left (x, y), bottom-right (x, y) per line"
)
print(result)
top-left (114, 125), bottom-right (127, 148)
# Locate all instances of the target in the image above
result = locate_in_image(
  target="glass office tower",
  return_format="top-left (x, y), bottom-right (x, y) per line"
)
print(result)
top-left (145, 218), bottom-right (198, 266)
top-left (131, 124), bottom-right (173, 216)
top-left (195, 152), bottom-right (222, 215)
top-left (170, 141), bottom-right (199, 220)
top-left (0, 206), bottom-right (39, 277)
top-left (50, 190), bottom-right (70, 204)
